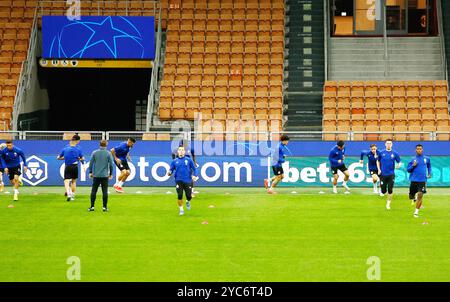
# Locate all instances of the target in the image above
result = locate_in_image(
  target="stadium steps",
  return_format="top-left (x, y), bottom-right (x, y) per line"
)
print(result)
top-left (285, 0), bottom-right (325, 131)
top-left (329, 37), bottom-right (446, 80)
top-left (442, 0), bottom-right (450, 82)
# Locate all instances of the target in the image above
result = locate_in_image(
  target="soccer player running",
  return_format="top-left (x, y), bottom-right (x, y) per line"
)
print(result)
top-left (167, 146), bottom-right (199, 216)
top-left (111, 138), bottom-right (136, 193)
top-left (407, 144), bottom-right (431, 218)
top-left (57, 136), bottom-right (85, 201)
top-left (360, 144), bottom-right (381, 194)
top-left (377, 139), bottom-right (401, 210)
top-left (172, 139), bottom-right (198, 197)
top-left (264, 134), bottom-right (290, 194)
top-left (0, 143), bottom-right (6, 192)
top-left (329, 140), bottom-right (350, 194)
top-left (0, 141), bottom-right (28, 201)
top-left (62, 134), bottom-right (83, 197)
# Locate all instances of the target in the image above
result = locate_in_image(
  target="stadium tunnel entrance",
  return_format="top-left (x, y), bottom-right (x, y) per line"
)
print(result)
top-left (37, 67), bottom-right (152, 131)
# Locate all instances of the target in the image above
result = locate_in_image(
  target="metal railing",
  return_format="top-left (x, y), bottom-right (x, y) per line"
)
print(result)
top-left (437, 0), bottom-right (448, 81)
top-left (146, 3), bottom-right (163, 130)
top-left (22, 131), bottom-right (105, 140)
top-left (324, 0), bottom-right (329, 81)
top-left (12, 7), bottom-right (39, 131)
top-left (0, 131), bottom-right (446, 141)
top-left (383, 3), bottom-right (389, 77)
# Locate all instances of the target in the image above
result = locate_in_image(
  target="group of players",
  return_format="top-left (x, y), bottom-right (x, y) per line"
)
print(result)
top-left (264, 136), bottom-right (432, 218)
top-left (0, 134), bottom-right (432, 218)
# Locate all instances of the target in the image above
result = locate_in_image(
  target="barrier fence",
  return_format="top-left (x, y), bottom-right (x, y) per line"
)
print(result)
top-left (0, 131), bottom-right (449, 141)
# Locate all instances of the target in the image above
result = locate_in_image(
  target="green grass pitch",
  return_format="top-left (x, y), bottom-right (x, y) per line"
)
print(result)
top-left (0, 186), bottom-right (449, 282)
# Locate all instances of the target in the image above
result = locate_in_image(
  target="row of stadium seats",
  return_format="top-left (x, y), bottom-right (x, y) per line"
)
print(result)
top-left (323, 80), bottom-right (450, 141)
top-left (159, 0), bottom-right (285, 126)
top-left (161, 0), bottom-right (285, 30)
top-left (325, 80), bottom-right (448, 94)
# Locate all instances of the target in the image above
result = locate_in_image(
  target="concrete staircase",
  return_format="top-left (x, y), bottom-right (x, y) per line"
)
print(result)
top-left (285, 0), bottom-right (325, 131)
top-left (329, 37), bottom-right (446, 80)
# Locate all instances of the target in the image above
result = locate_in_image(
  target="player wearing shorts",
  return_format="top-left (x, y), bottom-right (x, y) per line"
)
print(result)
top-left (0, 140), bottom-right (28, 201)
top-left (407, 144), bottom-right (431, 218)
top-left (360, 144), bottom-right (381, 194)
top-left (0, 143), bottom-right (6, 192)
top-left (168, 146), bottom-right (199, 216)
top-left (172, 139), bottom-right (198, 197)
top-left (377, 139), bottom-right (401, 210)
top-left (264, 134), bottom-right (290, 194)
top-left (57, 135), bottom-right (85, 201)
top-left (329, 140), bottom-right (350, 194)
top-left (111, 138), bottom-right (136, 193)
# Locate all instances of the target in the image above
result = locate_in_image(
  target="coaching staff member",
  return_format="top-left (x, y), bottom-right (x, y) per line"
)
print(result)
top-left (88, 140), bottom-right (114, 212)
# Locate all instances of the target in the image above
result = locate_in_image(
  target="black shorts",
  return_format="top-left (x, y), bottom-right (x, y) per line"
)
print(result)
top-left (176, 181), bottom-right (193, 201)
top-left (331, 164), bottom-right (347, 175)
top-left (380, 175), bottom-right (395, 194)
top-left (369, 169), bottom-right (379, 176)
top-left (6, 166), bottom-right (21, 180)
top-left (115, 159), bottom-right (130, 171)
top-left (409, 182), bottom-right (427, 199)
top-left (272, 166), bottom-right (284, 176)
top-left (64, 164), bottom-right (79, 180)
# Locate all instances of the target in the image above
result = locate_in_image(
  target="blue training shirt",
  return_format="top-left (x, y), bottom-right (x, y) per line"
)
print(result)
top-left (169, 156), bottom-right (198, 184)
top-left (0, 146), bottom-right (27, 169)
top-left (59, 145), bottom-right (84, 165)
top-left (272, 142), bottom-right (288, 167)
top-left (360, 150), bottom-right (381, 171)
top-left (113, 142), bottom-right (131, 161)
top-left (377, 149), bottom-right (401, 176)
top-left (407, 155), bottom-right (431, 182)
top-left (328, 145), bottom-right (345, 168)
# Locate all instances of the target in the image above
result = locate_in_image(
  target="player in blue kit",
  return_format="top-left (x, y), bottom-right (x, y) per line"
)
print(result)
top-left (172, 139), bottom-right (198, 197)
top-left (0, 143), bottom-right (6, 192)
top-left (328, 140), bottom-right (350, 194)
top-left (407, 144), bottom-right (432, 218)
top-left (0, 141), bottom-right (28, 201)
top-left (264, 135), bottom-right (290, 194)
top-left (168, 146), bottom-right (199, 216)
top-left (360, 144), bottom-right (381, 194)
top-left (111, 138), bottom-right (136, 193)
top-left (376, 139), bottom-right (401, 210)
top-left (57, 135), bottom-right (85, 201)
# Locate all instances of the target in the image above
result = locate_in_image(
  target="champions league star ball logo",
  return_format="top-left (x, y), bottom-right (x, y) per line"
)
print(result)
top-left (22, 155), bottom-right (48, 186)
top-left (48, 16), bottom-right (146, 59)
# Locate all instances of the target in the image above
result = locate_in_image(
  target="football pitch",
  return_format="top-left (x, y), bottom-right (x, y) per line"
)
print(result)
top-left (0, 186), bottom-right (449, 282)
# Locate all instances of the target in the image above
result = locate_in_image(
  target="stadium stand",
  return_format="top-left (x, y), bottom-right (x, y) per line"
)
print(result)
top-left (322, 80), bottom-right (450, 141)
top-left (0, 0), bottom-right (35, 130)
top-left (158, 0), bottom-right (285, 138)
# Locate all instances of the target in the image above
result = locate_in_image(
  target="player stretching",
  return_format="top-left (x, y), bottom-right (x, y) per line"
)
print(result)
top-left (407, 144), bottom-right (431, 218)
top-left (360, 144), bottom-right (381, 194)
top-left (172, 139), bottom-right (198, 197)
top-left (168, 146), bottom-right (199, 216)
top-left (329, 140), bottom-right (350, 194)
top-left (57, 136), bottom-right (85, 201)
top-left (264, 134), bottom-right (290, 194)
top-left (0, 143), bottom-right (6, 192)
top-left (377, 139), bottom-right (401, 210)
top-left (111, 138), bottom-right (136, 193)
top-left (0, 141), bottom-right (27, 201)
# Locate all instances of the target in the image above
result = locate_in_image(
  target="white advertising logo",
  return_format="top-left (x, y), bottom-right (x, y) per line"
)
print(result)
top-left (22, 155), bottom-right (48, 186)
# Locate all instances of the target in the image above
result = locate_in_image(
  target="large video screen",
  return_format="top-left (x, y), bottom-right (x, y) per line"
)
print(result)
top-left (42, 16), bottom-right (155, 60)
